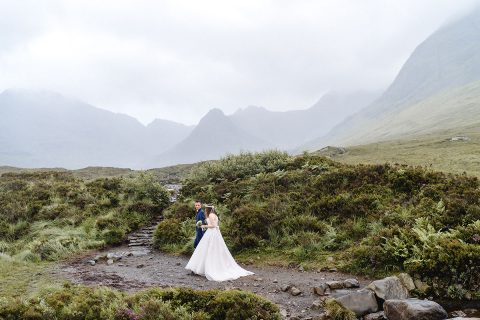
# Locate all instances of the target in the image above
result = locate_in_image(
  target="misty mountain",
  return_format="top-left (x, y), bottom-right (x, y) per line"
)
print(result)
top-left (230, 91), bottom-right (379, 149)
top-left (152, 108), bottom-right (271, 166)
top-left (305, 9), bottom-right (480, 149)
top-left (145, 119), bottom-right (194, 150)
top-left (0, 89), bottom-right (192, 168)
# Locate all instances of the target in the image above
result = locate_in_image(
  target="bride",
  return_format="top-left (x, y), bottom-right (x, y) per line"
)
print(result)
top-left (185, 205), bottom-right (254, 281)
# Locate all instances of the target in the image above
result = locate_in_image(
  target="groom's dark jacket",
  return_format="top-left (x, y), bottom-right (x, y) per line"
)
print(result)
top-left (194, 208), bottom-right (206, 248)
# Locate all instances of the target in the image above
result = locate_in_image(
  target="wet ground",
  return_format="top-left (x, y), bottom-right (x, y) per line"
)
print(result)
top-left (58, 245), bottom-right (371, 319)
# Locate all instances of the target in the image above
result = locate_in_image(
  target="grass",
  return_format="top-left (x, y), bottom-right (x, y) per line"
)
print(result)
top-left (315, 125), bottom-right (480, 177)
top-left (0, 260), bottom-right (60, 298)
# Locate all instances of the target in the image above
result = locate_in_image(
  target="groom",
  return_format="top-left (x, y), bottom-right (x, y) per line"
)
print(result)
top-left (194, 200), bottom-right (206, 248)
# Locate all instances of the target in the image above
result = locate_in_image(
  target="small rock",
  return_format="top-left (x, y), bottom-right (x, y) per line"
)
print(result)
top-left (281, 284), bottom-right (291, 292)
top-left (273, 279), bottom-right (278, 283)
top-left (364, 311), bottom-right (386, 320)
top-left (312, 300), bottom-right (323, 310)
top-left (343, 278), bottom-right (360, 288)
top-left (326, 280), bottom-right (344, 290)
top-left (290, 287), bottom-right (302, 296)
top-left (93, 254), bottom-right (106, 261)
top-left (106, 259), bottom-right (114, 265)
top-left (327, 256), bottom-right (334, 262)
top-left (313, 283), bottom-right (330, 296)
top-left (254, 277), bottom-right (263, 281)
top-left (176, 262), bottom-right (181, 266)
top-left (450, 311), bottom-right (467, 317)
top-left (329, 268), bottom-right (338, 272)
top-left (86, 260), bottom-right (96, 266)
top-left (136, 264), bottom-right (145, 268)
top-left (384, 298), bottom-right (448, 320)
top-left (280, 309), bottom-right (287, 317)
top-left (298, 265), bottom-right (305, 272)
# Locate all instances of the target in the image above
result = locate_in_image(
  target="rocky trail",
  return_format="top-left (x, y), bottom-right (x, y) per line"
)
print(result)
top-left (58, 219), bottom-right (371, 319)
top-left (57, 219), bottom-right (480, 319)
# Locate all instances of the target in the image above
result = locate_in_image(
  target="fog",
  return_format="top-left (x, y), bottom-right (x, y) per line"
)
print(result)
top-left (0, 0), bottom-right (477, 125)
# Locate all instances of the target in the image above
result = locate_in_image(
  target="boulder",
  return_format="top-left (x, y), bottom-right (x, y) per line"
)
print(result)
top-left (397, 273), bottom-right (415, 291)
top-left (364, 311), bottom-right (387, 320)
top-left (343, 278), bottom-right (360, 288)
top-left (384, 298), bottom-right (448, 320)
top-left (335, 289), bottom-right (378, 317)
top-left (368, 276), bottom-right (409, 300)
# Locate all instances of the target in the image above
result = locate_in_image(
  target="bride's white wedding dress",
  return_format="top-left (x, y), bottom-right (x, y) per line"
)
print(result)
top-left (185, 213), bottom-right (254, 281)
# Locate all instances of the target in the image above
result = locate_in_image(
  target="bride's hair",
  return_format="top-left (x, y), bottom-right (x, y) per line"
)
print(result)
top-left (205, 205), bottom-right (216, 217)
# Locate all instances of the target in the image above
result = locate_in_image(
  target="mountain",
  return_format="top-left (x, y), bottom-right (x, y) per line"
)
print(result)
top-left (152, 108), bottom-right (271, 166)
top-left (305, 9), bottom-right (480, 149)
top-left (145, 119), bottom-right (194, 151)
top-left (0, 89), bottom-right (191, 169)
top-left (230, 91), bottom-right (379, 150)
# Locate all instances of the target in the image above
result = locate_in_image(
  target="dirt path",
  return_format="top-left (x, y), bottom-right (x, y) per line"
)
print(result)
top-left (56, 221), bottom-right (372, 319)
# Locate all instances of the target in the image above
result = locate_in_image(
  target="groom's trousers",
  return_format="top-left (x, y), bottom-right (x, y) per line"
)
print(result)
top-left (194, 227), bottom-right (204, 248)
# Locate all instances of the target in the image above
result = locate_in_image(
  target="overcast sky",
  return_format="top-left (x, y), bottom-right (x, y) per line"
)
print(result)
top-left (0, 0), bottom-right (478, 125)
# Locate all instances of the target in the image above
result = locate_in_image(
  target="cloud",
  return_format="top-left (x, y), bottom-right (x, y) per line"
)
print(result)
top-left (0, 0), bottom-right (478, 124)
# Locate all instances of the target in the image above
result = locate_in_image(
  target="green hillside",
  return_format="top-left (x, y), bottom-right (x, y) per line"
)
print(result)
top-left (315, 125), bottom-right (480, 177)
top-left (339, 81), bottom-right (480, 145)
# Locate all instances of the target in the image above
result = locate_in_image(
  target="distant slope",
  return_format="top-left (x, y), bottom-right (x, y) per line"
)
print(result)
top-left (314, 124), bottom-right (480, 177)
top-left (340, 80), bottom-right (480, 143)
top-left (306, 9), bottom-right (480, 149)
top-left (152, 108), bottom-right (271, 166)
top-left (0, 89), bottom-right (192, 169)
top-left (230, 91), bottom-right (379, 149)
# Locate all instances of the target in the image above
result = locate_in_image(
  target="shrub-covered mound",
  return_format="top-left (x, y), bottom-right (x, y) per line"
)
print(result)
top-left (0, 283), bottom-right (280, 320)
top-left (157, 151), bottom-right (480, 299)
top-left (0, 171), bottom-right (169, 262)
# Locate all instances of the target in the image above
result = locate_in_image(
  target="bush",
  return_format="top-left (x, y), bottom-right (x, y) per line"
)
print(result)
top-left (0, 172), bottom-right (170, 262)
top-left (0, 284), bottom-right (281, 320)
top-left (173, 152), bottom-right (480, 297)
top-left (153, 218), bottom-right (188, 249)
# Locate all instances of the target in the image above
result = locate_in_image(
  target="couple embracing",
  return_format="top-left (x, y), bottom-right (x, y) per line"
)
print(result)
top-left (185, 200), bottom-right (254, 282)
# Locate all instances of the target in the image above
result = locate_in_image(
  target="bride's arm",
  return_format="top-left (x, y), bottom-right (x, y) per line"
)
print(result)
top-left (204, 214), bottom-right (218, 228)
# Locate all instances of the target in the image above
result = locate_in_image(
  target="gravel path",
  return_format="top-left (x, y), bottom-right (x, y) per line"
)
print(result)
top-left (59, 252), bottom-right (372, 318)
top-left (55, 219), bottom-right (372, 319)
